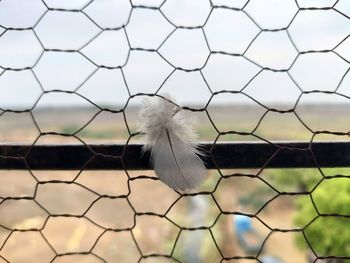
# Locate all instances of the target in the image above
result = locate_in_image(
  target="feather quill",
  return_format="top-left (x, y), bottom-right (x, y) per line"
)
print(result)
top-left (139, 96), bottom-right (206, 191)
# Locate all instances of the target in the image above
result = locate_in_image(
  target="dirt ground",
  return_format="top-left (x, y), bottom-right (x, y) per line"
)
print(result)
top-left (0, 169), bottom-right (309, 263)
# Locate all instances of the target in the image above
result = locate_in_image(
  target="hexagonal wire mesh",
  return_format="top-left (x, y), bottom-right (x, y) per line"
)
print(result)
top-left (0, 0), bottom-right (350, 262)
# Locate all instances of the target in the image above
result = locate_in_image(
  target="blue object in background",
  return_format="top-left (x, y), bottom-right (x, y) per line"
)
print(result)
top-left (233, 215), bottom-right (284, 263)
top-left (235, 214), bottom-right (253, 234)
top-left (261, 255), bottom-right (283, 263)
top-left (233, 214), bottom-right (263, 254)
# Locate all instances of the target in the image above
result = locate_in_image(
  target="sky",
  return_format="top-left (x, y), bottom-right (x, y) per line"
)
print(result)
top-left (0, 0), bottom-right (349, 110)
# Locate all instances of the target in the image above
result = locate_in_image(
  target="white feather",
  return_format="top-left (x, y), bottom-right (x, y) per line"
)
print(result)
top-left (139, 96), bottom-right (206, 191)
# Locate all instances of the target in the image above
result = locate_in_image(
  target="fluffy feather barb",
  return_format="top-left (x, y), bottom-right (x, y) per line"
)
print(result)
top-left (140, 96), bottom-right (205, 191)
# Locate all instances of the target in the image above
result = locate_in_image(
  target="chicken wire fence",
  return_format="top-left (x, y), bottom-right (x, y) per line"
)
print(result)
top-left (0, 0), bottom-right (350, 262)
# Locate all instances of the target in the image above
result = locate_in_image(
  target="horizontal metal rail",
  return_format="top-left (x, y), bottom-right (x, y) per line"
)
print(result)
top-left (0, 141), bottom-right (349, 170)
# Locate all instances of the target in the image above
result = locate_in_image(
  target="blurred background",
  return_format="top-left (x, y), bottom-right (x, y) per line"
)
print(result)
top-left (0, 0), bottom-right (349, 262)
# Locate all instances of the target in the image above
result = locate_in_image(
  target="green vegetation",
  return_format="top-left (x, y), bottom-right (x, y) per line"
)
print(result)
top-left (61, 125), bottom-right (129, 139)
top-left (295, 178), bottom-right (350, 259)
top-left (262, 168), bottom-right (322, 192)
top-left (263, 169), bottom-right (350, 260)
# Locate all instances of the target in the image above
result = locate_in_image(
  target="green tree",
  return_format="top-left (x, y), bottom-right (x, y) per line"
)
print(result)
top-left (264, 169), bottom-right (350, 262)
top-left (262, 168), bottom-right (322, 192)
top-left (294, 178), bottom-right (350, 262)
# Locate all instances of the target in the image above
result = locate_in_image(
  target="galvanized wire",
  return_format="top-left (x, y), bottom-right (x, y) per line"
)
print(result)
top-left (0, 0), bottom-right (349, 262)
